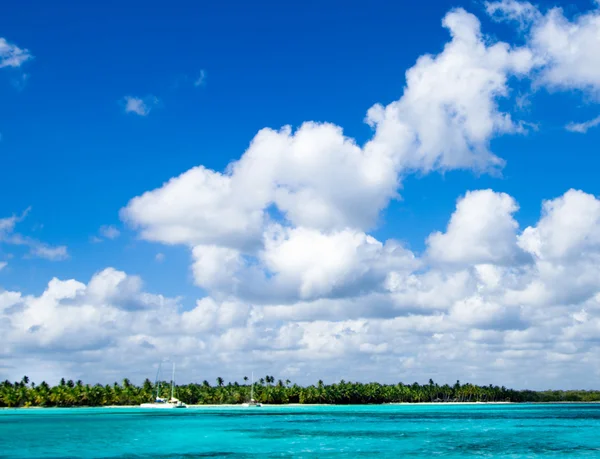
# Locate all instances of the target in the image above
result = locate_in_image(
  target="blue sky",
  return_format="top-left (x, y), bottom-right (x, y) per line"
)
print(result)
top-left (2, 0), bottom-right (600, 387)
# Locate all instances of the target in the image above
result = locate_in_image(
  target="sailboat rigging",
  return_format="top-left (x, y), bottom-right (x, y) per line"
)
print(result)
top-left (140, 361), bottom-right (187, 409)
top-left (243, 371), bottom-right (262, 407)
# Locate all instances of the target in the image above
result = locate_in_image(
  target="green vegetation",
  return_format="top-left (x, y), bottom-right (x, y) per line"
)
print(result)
top-left (2, 376), bottom-right (600, 407)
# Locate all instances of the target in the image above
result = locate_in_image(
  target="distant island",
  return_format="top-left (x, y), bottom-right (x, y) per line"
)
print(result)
top-left (2, 376), bottom-right (600, 408)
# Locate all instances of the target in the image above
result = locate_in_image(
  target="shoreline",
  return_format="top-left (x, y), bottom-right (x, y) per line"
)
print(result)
top-left (4, 400), bottom-right (600, 409)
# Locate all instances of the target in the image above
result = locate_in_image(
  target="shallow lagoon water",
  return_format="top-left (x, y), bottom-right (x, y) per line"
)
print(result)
top-left (1, 404), bottom-right (600, 458)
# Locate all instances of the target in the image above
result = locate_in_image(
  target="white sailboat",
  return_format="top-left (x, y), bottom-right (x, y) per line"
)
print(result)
top-left (141, 362), bottom-right (187, 409)
top-left (242, 371), bottom-right (262, 407)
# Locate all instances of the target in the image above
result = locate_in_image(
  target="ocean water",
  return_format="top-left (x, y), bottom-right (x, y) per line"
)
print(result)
top-left (1, 404), bottom-right (600, 458)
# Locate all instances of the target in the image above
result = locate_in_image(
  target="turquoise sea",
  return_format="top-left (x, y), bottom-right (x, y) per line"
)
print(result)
top-left (1, 404), bottom-right (600, 458)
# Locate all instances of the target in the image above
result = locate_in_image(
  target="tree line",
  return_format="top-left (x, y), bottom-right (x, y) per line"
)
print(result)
top-left (2, 376), bottom-right (600, 407)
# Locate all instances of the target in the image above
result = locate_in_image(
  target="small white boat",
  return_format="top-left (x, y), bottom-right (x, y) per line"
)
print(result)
top-left (141, 362), bottom-right (187, 409)
top-left (242, 372), bottom-right (262, 407)
top-left (140, 397), bottom-right (186, 409)
top-left (242, 399), bottom-right (262, 407)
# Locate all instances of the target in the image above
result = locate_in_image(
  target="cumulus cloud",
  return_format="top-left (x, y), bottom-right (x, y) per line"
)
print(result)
top-left (427, 190), bottom-right (526, 265)
top-left (0, 37), bottom-right (32, 68)
top-left (7, 189), bottom-right (600, 389)
top-left (190, 226), bottom-right (419, 302)
top-left (530, 6), bottom-right (600, 95)
top-left (486, 0), bottom-right (600, 97)
top-left (123, 96), bottom-right (158, 116)
top-left (518, 189), bottom-right (600, 261)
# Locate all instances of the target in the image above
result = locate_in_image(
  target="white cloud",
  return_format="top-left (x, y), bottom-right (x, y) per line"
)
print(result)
top-left (518, 189), bottom-right (600, 261)
top-left (194, 69), bottom-right (206, 87)
top-left (29, 245), bottom-right (69, 261)
top-left (0, 37), bottom-right (32, 68)
top-left (566, 115), bottom-right (600, 133)
top-left (190, 226), bottom-right (419, 303)
top-left (531, 6), bottom-right (600, 96)
top-left (122, 165), bottom-right (267, 249)
top-left (365, 8), bottom-right (533, 173)
top-left (486, 1), bottom-right (600, 97)
top-left (123, 96), bottom-right (158, 116)
top-left (485, 0), bottom-right (540, 24)
top-left (191, 244), bottom-right (244, 293)
top-left (259, 226), bottom-right (418, 301)
top-left (0, 261), bottom-right (6, 271)
top-left (427, 190), bottom-right (525, 265)
top-left (0, 209), bottom-right (68, 261)
top-left (9, 188), bottom-right (600, 388)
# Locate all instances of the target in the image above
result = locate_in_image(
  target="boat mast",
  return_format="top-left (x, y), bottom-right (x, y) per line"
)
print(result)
top-left (154, 361), bottom-right (162, 400)
top-left (171, 363), bottom-right (175, 400)
top-left (251, 371), bottom-right (254, 401)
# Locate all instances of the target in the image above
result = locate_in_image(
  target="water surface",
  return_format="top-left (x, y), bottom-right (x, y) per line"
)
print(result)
top-left (1, 404), bottom-right (600, 458)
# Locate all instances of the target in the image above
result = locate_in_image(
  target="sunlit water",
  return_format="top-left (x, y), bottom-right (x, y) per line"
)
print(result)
top-left (1, 404), bottom-right (600, 458)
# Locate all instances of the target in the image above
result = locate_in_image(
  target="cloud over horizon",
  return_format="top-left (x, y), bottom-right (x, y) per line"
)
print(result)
top-left (6, 189), bottom-right (600, 389)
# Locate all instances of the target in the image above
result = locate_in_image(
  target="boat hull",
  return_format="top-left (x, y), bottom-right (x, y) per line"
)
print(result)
top-left (140, 403), bottom-right (187, 409)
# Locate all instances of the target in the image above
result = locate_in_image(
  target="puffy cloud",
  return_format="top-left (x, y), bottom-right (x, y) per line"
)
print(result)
top-left (260, 226), bottom-right (418, 301)
top-left (191, 244), bottom-right (245, 293)
top-left (123, 96), bottom-right (158, 116)
top-left (0, 261), bottom-right (6, 271)
top-left (261, 227), bottom-right (418, 299)
top-left (122, 165), bottom-right (267, 249)
top-left (518, 189), bottom-right (600, 261)
top-left (427, 190), bottom-right (525, 265)
top-left (191, 226), bottom-right (419, 303)
top-left (486, 1), bottom-right (600, 97)
top-left (0, 37), bottom-right (32, 68)
top-left (365, 9), bottom-right (534, 174)
top-left (9, 189), bottom-right (600, 388)
top-left (448, 295), bottom-right (525, 330)
top-left (530, 6), bottom-right (600, 95)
